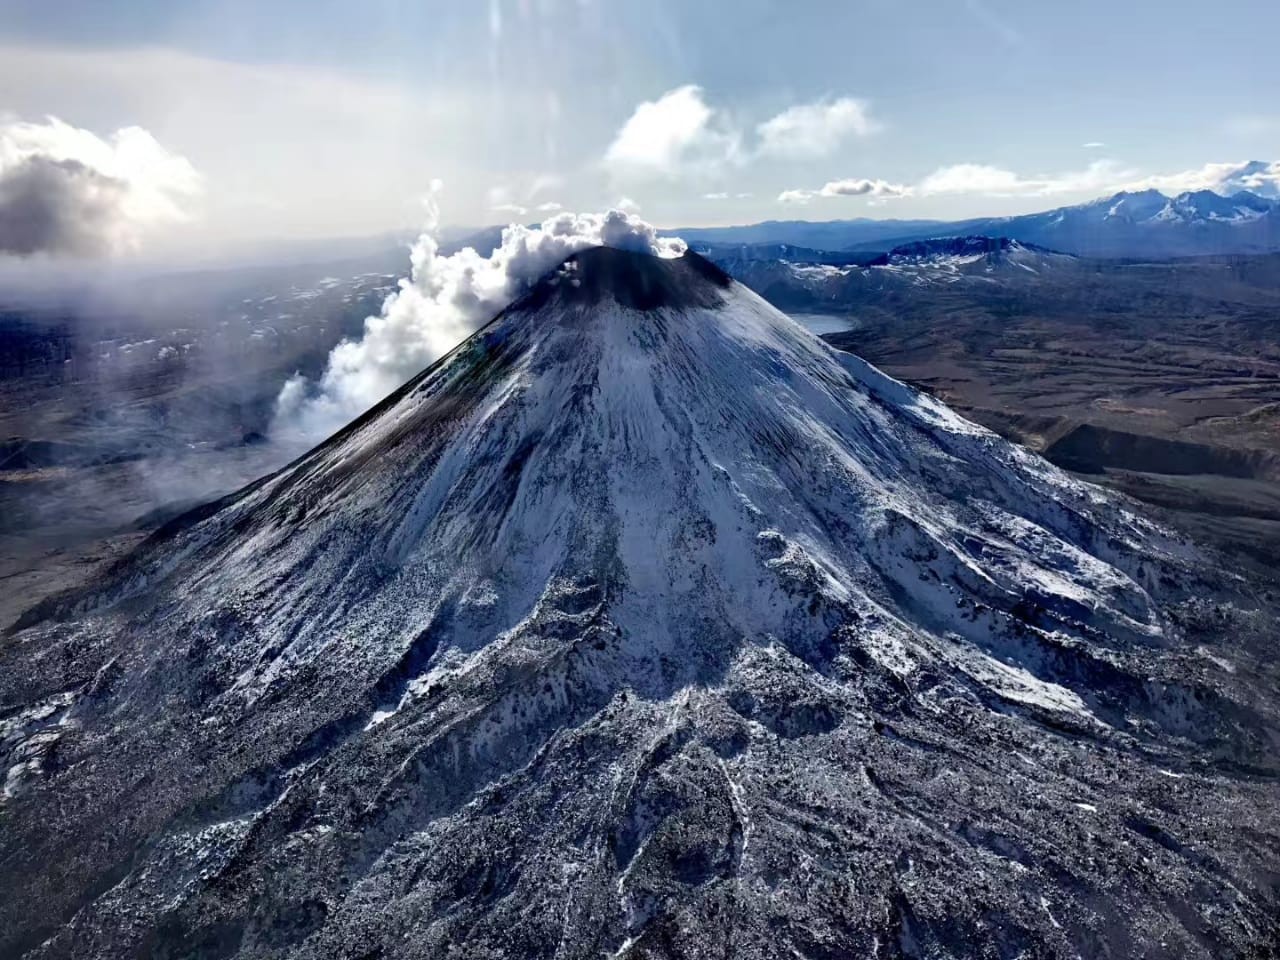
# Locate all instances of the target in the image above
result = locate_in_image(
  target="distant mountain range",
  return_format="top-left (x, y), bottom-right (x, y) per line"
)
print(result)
top-left (698, 234), bottom-right (1060, 270)
top-left (900, 188), bottom-right (1280, 258)
top-left (710, 236), bottom-right (1079, 314)
top-left (670, 166), bottom-right (1280, 259)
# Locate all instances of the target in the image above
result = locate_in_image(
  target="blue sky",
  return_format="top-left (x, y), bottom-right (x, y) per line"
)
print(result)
top-left (1, 0), bottom-right (1277, 253)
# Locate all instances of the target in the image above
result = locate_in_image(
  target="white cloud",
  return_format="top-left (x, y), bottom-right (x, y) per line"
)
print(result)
top-left (491, 202), bottom-right (528, 216)
top-left (821, 177), bottom-right (910, 198)
top-left (1082, 141), bottom-right (1106, 148)
top-left (917, 163), bottom-right (1027, 195)
top-left (0, 116), bottom-right (200, 257)
top-left (703, 192), bottom-right (730, 200)
top-left (756, 98), bottom-right (877, 159)
top-left (1120, 160), bottom-right (1280, 198)
top-left (603, 85), bottom-right (742, 179)
top-left (616, 196), bottom-right (641, 213)
top-left (605, 87), bottom-right (878, 180)
top-left (776, 156), bottom-right (1280, 207)
top-left (917, 159), bottom-right (1131, 197)
top-left (274, 202), bottom-right (686, 441)
top-left (1226, 161), bottom-right (1280, 197)
top-left (536, 201), bottom-right (563, 212)
top-left (781, 157), bottom-right (1280, 208)
top-left (777, 177), bottom-right (912, 204)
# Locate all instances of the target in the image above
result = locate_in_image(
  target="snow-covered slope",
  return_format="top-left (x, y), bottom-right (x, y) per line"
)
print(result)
top-left (1154, 189), bottom-right (1274, 223)
top-left (879, 236), bottom-right (1074, 282)
top-left (2, 249), bottom-right (1277, 959)
top-left (722, 236), bottom-right (1075, 306)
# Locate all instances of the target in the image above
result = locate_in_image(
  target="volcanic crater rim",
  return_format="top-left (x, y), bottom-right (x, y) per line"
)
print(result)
top-left (519, 246), bottom-right (733, 313)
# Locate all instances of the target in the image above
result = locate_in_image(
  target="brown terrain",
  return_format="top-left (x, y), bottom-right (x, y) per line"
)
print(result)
top-left (821, 255), bottom-right (1280, 573)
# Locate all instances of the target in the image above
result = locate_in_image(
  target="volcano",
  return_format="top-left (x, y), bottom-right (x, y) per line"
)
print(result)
top-left (2, 248), bottom-right (1278, 959)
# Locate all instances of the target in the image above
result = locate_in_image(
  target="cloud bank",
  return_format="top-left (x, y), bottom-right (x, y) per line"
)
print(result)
top-left (273, 201), bottom-right (686, 441)
top-left (1122, 160), bottom-right (1280, 198)
top-left (778, 158), bottom-right (1280, 208)
top-left (917, 160), bottom-right (1130, 197)
top-left (914, 159), bottom-right (1280, 200)
top-left (780, 161), bottom-right (1129, 205)
top-left (0, 116), bottom-right (200, 257)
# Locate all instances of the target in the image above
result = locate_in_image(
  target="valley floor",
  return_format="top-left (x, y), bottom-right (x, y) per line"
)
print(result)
top-left (814, 262), bottom-right (1280, 575)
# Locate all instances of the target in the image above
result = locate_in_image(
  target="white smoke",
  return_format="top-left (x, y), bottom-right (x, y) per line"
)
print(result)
top-left (272, 196), bottom-right (686, 442)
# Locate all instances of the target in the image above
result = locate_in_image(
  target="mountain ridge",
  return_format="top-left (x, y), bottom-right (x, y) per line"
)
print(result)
top-left (666, 170), bottom-right (1280, 258)
top-left (836, 185), bottom-right (1280, 257)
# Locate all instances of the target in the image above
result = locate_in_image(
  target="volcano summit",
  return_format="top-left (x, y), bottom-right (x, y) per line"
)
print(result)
top-left (2, 248), bottom-right (1278, 958)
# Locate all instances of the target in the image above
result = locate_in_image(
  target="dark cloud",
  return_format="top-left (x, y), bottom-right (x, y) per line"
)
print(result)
top-left (0, 117), bottom-right (200, 259)
top-left (0, 155), bottom-right (129, 257)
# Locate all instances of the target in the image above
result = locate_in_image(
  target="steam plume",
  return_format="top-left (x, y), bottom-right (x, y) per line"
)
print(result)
top-left (273, 196), bottom-right (685, 441)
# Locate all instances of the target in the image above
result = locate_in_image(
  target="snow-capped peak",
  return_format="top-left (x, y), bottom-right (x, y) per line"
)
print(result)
top-left (1094, 189), bottom-right (1168, 222)
top-left (1147, 189), bottom-right (1272, 224)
